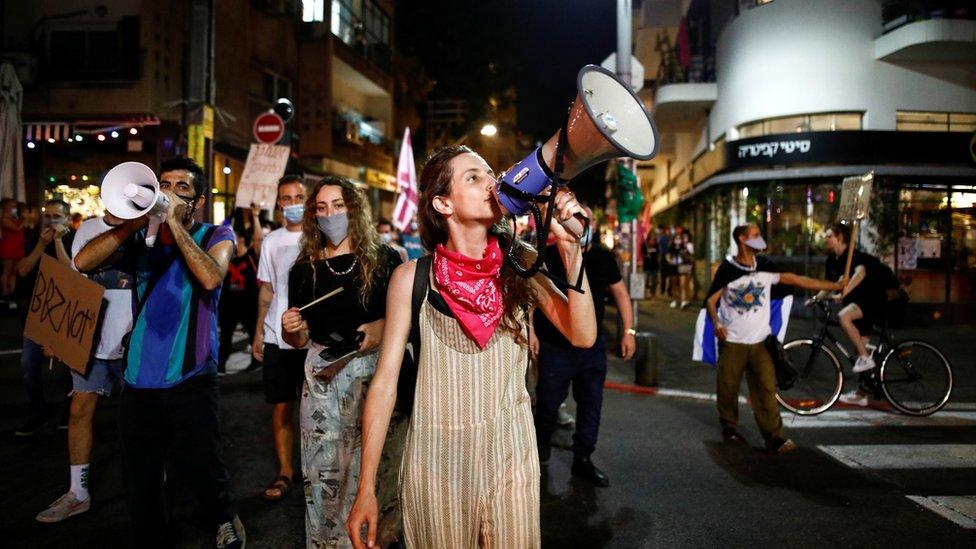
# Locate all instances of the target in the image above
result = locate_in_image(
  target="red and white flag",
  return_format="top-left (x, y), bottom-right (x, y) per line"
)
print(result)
top-left (392, 127), bottom-right (418, 231)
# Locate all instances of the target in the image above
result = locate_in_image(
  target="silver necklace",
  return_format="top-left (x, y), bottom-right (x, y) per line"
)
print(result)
top-left (323, 255), bottom-right (357, 276)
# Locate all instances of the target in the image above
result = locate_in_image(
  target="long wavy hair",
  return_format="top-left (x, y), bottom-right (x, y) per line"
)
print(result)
top-left (418, 145), bottom-right (538, 345)
top-left (298, 176), bottom-right (384, 305)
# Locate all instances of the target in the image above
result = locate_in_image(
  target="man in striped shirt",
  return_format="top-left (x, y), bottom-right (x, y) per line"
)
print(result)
top-left (75, 158), bottom-right (245, 548)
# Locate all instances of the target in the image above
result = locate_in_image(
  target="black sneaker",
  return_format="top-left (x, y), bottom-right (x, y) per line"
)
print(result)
top-left (721, 428), bottom-right (746, 444)
top-left (216, 515), bottom-right (245, 549)
top-left (15, 417), bottom-right (49, 437)
top-left (571, 456), bottom-right (610, 488)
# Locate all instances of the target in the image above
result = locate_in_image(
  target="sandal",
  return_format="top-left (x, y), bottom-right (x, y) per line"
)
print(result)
top-left (262, 475), bottom-right (293, 501)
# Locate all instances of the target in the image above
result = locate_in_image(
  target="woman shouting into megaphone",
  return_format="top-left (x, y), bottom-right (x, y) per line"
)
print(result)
top-left (346, 145), bottom-right (595, 549)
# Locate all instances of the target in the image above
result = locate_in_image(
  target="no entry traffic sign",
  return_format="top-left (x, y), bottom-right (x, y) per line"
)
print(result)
top-left (253, 112), bottom-right (285, 144)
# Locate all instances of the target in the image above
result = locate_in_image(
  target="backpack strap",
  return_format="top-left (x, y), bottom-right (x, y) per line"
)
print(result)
top-left (408, 254), bottom-right (431, 362)
top-left (397, 254), bottom-right (431, 416)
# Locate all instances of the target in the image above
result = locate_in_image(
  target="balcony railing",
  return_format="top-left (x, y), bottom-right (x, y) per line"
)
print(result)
top-left (882, 0), bottom-right (975, 34)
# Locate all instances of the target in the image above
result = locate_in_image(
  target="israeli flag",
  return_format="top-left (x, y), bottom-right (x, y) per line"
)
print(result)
top-left (692, 295), bottom-right (793, 366)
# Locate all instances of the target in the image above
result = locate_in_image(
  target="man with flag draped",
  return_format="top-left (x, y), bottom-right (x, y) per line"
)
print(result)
top-left (392, 128), bottom-right (417, 232)
top-left (701, 223), bottom-right (843, 455)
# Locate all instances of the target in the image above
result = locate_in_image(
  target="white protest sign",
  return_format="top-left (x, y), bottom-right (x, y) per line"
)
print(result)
top-left (236, 144), bottom-right (290, 211)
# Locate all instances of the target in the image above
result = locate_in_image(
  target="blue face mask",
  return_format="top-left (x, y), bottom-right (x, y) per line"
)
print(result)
top-left (282, 204), bottom-right (304, 224)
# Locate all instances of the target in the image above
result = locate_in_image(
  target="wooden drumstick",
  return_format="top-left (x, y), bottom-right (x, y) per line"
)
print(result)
top-left (299, 287), bottom-right (344, 312)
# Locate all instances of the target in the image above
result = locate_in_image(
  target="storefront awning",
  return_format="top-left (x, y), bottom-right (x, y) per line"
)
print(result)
top-left (23, 115), bottom-right (161, 141)
top-left (681, 164), bottom-right (976, 203)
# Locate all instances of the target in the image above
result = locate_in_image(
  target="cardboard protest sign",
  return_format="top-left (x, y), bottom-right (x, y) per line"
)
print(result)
top-left (24, 256), bottom-right (105, 374)
top-left (838, 172), bottom-right (873, 221)
top-left (235, 144), bottom-right (290, 211)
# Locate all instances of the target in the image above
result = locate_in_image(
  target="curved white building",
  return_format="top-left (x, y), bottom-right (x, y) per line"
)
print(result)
top-left (637, 0), bottom-right (976, 322)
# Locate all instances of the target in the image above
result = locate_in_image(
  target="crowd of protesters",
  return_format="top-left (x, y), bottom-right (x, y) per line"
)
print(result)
top-left (7, 146), bottom-right (867, 548)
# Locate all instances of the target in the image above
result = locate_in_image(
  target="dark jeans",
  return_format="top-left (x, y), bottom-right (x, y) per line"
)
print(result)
top-left (217, 292), bottom-right (257, 371)
top-left (21, 337), bottom-right (45, 421)
top-left (119, 374), bottom-right (236, 544)
top-left (534, 335), bottom-right (608, 460)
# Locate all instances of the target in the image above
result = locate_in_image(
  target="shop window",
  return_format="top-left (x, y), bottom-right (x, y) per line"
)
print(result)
top-left (897, 187), bottom-right (959, 304)
top-left (897, 111), bottom-right (976, 132)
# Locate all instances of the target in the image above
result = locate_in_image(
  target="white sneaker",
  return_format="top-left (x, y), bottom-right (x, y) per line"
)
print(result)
top-left (670, 301), bottom-right (678, 309)
top-left (557, 403), bottom-right (575, 427)
top-left (853, 355), bottom-right (876, 373)
top-left (35, 491), bottom-right (90, 523)
top-left (839, 389), bottom-right (869, 407)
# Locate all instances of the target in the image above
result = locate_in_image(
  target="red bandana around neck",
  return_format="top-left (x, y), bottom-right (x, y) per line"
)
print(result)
top-left (433, 236), bottom-right (504, 349)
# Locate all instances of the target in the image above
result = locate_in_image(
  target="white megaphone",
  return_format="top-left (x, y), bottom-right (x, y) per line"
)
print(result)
top-left (496, 64), bottom-right (659, 290)
top-left (100, 161), bottom-right (171, 247)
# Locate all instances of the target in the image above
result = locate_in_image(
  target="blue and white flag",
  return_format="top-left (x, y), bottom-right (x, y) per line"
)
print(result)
top-left (692, 295), bottom-right (793, 366)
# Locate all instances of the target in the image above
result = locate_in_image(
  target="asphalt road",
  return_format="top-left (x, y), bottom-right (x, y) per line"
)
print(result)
top-left (2, 299), bottom-right (975, 547)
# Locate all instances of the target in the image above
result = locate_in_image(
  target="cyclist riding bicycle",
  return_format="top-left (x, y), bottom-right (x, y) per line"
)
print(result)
top-left (818, 222), bottom-right (892, 406)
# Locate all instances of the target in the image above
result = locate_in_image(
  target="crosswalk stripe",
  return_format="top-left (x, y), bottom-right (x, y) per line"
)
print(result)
top-left (906, 496), bottom-right (976, 529)
top-left (817, 444), bottom-right (976, 469)
top-left (784, 410), bottom-right (976, 428)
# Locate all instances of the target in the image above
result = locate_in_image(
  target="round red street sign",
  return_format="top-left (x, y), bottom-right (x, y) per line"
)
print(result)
top-left (253, 112), bottom-right (285, 144)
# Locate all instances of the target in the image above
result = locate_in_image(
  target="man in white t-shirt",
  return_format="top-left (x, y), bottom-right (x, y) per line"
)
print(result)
top-left (705, 223), bottom-right (843, 455)
top-left (252, 175), bottom-right (307, 501)
top-left (35, 212), bottom-right (135, 522)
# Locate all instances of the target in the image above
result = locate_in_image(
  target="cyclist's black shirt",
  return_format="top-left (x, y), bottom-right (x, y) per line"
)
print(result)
top-left (825, 249), bottom-right (885, 310)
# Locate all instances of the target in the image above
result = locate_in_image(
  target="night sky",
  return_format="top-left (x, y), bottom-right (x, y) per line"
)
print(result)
top-left (398, 0), bottom-right (617, 140)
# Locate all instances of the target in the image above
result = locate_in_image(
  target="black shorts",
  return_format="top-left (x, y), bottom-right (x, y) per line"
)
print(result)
top-left (262, 344), bottom-right (308, 404)
top-left (844, 299), bottom-right (880, 335)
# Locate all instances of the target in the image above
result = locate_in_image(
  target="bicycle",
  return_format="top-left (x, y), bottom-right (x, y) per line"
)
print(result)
top-left (775, 296), bottom-right (953, 416)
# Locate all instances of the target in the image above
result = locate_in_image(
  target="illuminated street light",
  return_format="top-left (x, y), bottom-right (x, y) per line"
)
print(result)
top-left (480, 123), bottom-right (498, 137)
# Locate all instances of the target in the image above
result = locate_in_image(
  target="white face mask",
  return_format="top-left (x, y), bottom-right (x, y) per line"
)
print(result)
top-left (744, 236), bottom-right (767, 251)
top-left (379, 232), bottom-right (393, 245)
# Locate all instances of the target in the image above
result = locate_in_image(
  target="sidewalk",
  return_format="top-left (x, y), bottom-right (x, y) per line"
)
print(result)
top-left (603, 298), bottom-right (976, 406)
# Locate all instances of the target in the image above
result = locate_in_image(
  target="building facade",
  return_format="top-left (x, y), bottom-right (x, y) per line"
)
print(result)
top-left (2, 0), bottom-right (401, 222)
top-left (636, 0), bottom-right (976, 323)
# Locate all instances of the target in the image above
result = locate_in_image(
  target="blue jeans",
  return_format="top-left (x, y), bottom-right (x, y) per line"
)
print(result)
top-left (534, 335), bottom-right (608, 460)
top-left (21, 337), bottom-right (45, 421)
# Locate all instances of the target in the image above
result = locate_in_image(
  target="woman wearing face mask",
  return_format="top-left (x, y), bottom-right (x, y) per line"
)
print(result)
top-left (280, 176), bottom-right (404, 548)
top-left (0, 198), bottom-right (26, 299)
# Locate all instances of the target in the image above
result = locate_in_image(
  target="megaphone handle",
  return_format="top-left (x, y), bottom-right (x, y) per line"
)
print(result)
top-left (144, 215), bottom-right (165, 248)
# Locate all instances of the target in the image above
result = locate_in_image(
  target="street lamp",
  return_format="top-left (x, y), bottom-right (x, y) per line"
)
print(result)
top-left (480, 123), bottom-right (498, 137)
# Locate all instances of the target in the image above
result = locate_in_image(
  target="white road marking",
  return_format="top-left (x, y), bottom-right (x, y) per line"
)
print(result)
top-left (654, 388), bottom-right (747, 404)
top-left (906, 495), bottom-right (976, 529)
top-left (783, 410), bottom-right (976, 428)
top-left (817, 444), bottom-right (976, 469)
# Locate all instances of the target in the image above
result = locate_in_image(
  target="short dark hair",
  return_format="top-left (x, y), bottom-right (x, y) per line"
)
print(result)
top-left (159, 157), bottom-right (205, 197)
top-left (732, 224), bottom-right (752, 244)
top-left (377, 217), bottom-right (392, 228)
top-left (278, 174), bottom-right (304, 189)
top-left (829, 222), bottom-right (851, 244)
top-left (44, 199), bottom-right (70, 215)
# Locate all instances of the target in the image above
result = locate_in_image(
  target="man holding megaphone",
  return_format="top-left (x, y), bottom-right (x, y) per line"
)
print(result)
top-left (75, 157), bottom-right (245, 549)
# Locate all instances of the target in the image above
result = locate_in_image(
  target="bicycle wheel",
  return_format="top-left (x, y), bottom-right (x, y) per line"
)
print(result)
top-left (776, 339), bottom-right (843, 415)
top-left (880, 340), bottom-right (953, 416)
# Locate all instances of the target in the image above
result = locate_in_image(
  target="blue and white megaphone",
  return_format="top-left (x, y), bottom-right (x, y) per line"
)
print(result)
top-left (495, 65), bottom-right (659, 291)
top-left (100, 162), bottom-right (171, 247)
